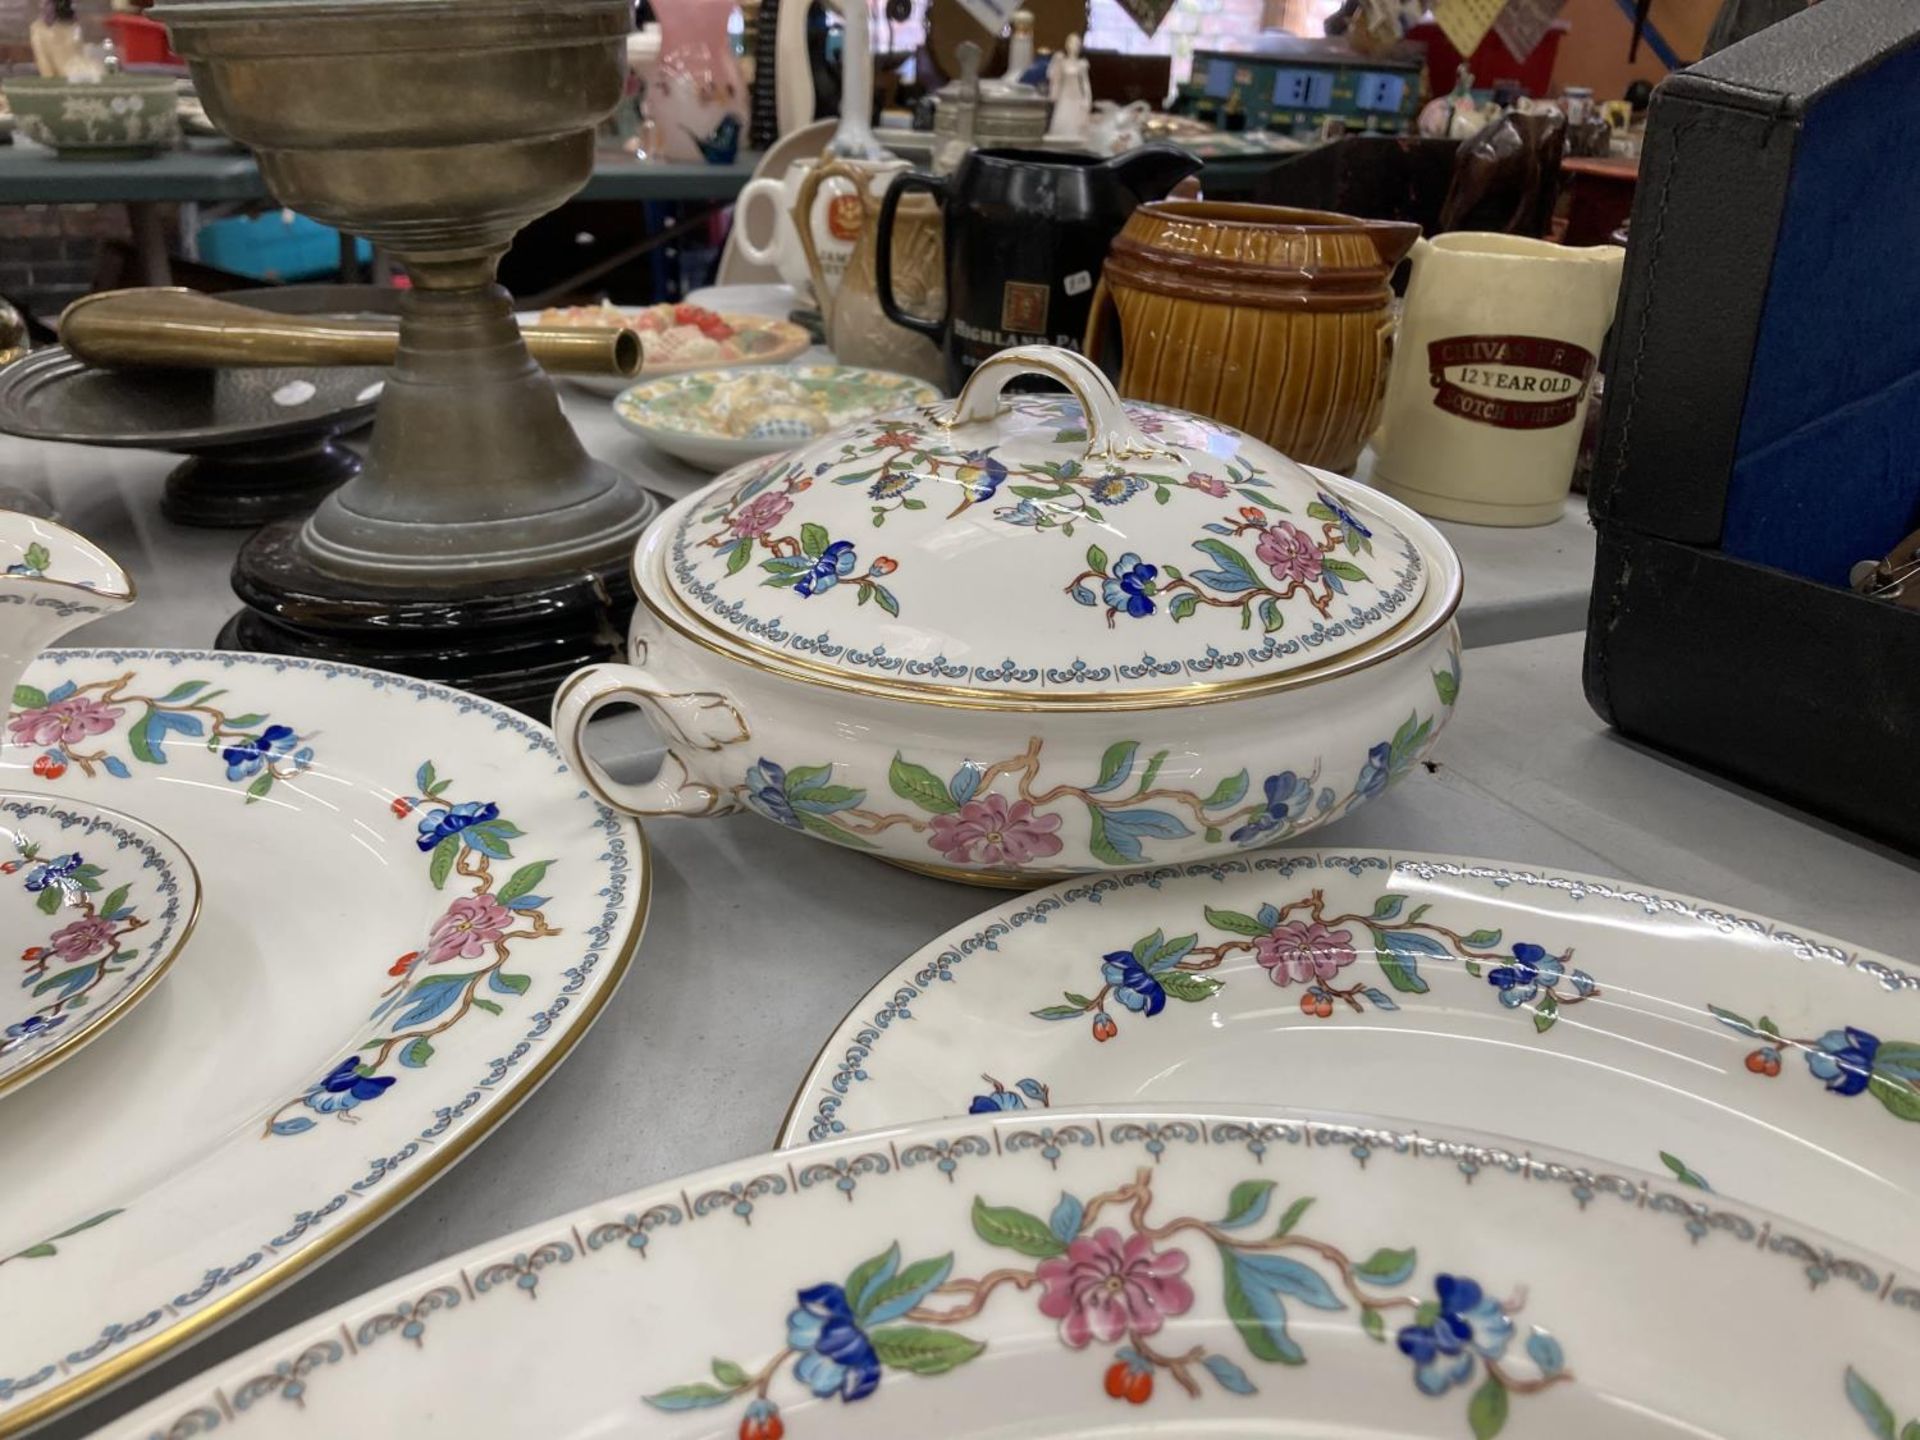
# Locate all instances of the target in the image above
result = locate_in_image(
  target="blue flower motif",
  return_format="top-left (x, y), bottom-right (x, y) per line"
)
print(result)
top-left (1089, 473), bottom-right (1145, 505)
top-left (3, 1014), bottom-right (64, 1045)
top-left (1395, 1274), bottom-right (1513, 1396)
top-left (415, 800), bottom-right (500, 853)
top-left (794, 540), bottom-right (859, 598)
top-left (969, 1077), bottom-right (1047, 1113)
top-left (22, 852), bottom-right (81, 892)
top-left (869, 471), bottom-right (915, 500)
top-left (786, 1282), bottom-right (882, 1402)
top-left (995, 499), bottom-right (1045, 527)
top-left (1099, 950), bottom-right (1168, 1016)
top-left (743, 759), bottom-right (800, 829)
top-left (1485, 942), bottom-right (1562, 1008)
top-left (1229, 771), bottom-right (1315, 845)
top-left (1316, 490), bottom-right (1372, 538)
top-left (1355, 742), bottom-right (1393, 800)
top-left (221, 724), bottom-right (313, 782)
top-left (1807, 1027), bottom-right (1881, 1097)
top-left (303, 1054), bottom-right (396, 1115)
top-left (954, 450), bottom-right (1008, 503)
top-left (1101, 553), bottom-right (1158, 619)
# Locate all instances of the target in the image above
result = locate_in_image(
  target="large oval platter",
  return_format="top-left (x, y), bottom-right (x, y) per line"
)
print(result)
top-left (783, 850), bottom-right (1920, 1268)
top-left (0, 649), bottom-right (647, 1433)
top-left (104, 1106), bottom-right (1920, 1439)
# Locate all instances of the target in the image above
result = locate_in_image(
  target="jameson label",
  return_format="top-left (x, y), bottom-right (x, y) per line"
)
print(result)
top-left (1426, 334), bottom-right (1596, 431)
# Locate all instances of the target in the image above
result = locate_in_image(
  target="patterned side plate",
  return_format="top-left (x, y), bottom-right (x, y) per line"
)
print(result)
top-left (0, 792), bottom-right (199, 1097)
top-left (615, 365), bottom-right (943, 474)
top-left (0, 650), bottom-right (648, 1434)
top-left (104, 1106), bottom-right (1920, 1439)
top-left (782, 850), bottom-right (1920, 1270)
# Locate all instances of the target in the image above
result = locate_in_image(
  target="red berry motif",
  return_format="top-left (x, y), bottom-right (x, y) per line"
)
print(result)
top-left (1315, 997), bottom-right (1335, 1018)
top-left (1091, 1012), bottom-right (1118, 1043)
top-left (739, 1401), bottom-right (783, 1440)
top-left (20, 946), bottom-right (43, 962)
top-left (32, 754), bottom-right (65, 779)
top-left (1746, 1048), bottom-right (1782, 1077)
top-left (391, 796), bottom-right (414, 818)
top-left (1104, 1360), bottom-right (1129, 1398)
top-left (388, 951), bottom-right (419, 977)
top-left (1298, 992), bottom-right (1318, 1015)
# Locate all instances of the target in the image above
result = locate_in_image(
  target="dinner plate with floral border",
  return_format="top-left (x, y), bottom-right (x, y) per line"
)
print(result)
top-left (0, 791), bottom-right (199, 1097)
top-left (782, 849), bottom-right (1920, 1270)
top-left (104, 1103), bottom-right (1920, 1439)
top-left (0, 648), bottom-right (647, 1434)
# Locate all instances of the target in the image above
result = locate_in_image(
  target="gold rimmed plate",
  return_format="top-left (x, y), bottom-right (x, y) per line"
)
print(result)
top-left (0, 792), bottom-right (200, 1098)
top-left (0, 648), bottom-right (649, 1434)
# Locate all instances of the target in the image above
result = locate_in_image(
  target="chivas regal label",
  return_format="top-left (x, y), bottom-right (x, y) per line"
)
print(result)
top-left (1426, 334), bottom-right (1597, 431)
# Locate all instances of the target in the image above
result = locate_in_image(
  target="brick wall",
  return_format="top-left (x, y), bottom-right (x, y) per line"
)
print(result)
top-left (0, 201), bottom-right (135, 321)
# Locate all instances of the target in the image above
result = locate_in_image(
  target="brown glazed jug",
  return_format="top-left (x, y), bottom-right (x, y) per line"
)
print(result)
top-left (1084, 202), bottom-right (1421, 472)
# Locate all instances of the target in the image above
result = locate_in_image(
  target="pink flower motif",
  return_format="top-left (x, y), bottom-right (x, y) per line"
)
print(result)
top-left (1254, 520), bottom-right (1325, 587)
top-left (729, 491), bottom-right (793, 539)
top-left (1036, 1228), bottom-right (1194, 1348)
top-left (424, 894), bottom-right (514, 966)
top-left (1183, 471), bottom-right (1229, 498)
top-left (1255, 920), bottom-right (1357, 986)
top-left (9, 697), bottom-right (122, 749)
top-left (49, 916), bottom-right (117, 963)
top-left (926, 794), bottom-right (1063, 868)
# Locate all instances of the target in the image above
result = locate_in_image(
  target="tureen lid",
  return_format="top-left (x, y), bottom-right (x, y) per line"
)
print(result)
top-left (659, 346), bottom-right (1437, 700)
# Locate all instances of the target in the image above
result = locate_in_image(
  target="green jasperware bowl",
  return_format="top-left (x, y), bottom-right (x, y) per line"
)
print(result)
top-left (3, 76), bottom-right (180, 159)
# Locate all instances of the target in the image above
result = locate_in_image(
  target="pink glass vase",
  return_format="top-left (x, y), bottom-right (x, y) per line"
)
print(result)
top-left (645, 0), bottom-right (746, 164)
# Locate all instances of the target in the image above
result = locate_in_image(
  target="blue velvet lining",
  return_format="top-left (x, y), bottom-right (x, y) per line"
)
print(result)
top-left (1719, 41), bottom-right (1920, 586)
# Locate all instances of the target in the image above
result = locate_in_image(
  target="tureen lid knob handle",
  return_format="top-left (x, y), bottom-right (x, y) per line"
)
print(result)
top-left (941, 344), bottom-right (1175, 467)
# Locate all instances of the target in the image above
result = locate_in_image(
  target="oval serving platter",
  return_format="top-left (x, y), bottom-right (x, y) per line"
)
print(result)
top-left (783, 850), bottom-right (1920, 1269)
top-left (0, 792), bottom-right (200, 1097)
top-left (106, 1105), bottom-right (1920, 1439)
top-left (0, 649), bottom-right (648, 1434)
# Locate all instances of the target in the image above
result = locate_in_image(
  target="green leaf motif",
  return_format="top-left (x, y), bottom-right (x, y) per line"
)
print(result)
top-left (1533, 990), bottom-right (1560, 1033)
top-left (1203, 770), bottom-right (1249, 809)
top-left (1868, 1073), bottom-right (1920, 1123)
top-left (35, 886), bottom-right (60, 916)
top-left (23, 542), bottom-right (50, 572)
top-left (12, 684), bottom-right (48, 710)
top-left (971, 1197), bottom-right (1066, 1258)
top-left (1354, 1246), bottom-right (1417, 1287)
top-left (1259, 596), bottom-right (1285, 633)
top-left (497, 860), bottom-right (551, 906)
top-left (1086, 810), bottom-right (1127, 868)
top-left (1219, 1180), bottom-right (1275, 1231)
top-left (796, 811), bottom-right (877, 849)
top-left (843, 1243), bottom-right (899, 1316)
top-left (1139, 749), bottom-right (1168, 794)
top-left (1658, 1152), bottom-right (1711, 1190)
top-left (1468, 1372), bottom-right (1510, 1440)
top-left (1086, 543), bottom-right (1109, 575)
top-left (1274, 1194), bottom-right (1314, 1237)
top-left (1219, 1245), bottom-right (1304, 1365)
top-left (429, 835), bottom-right (459, 890)
top-left (725, 538), bottom-right (753, 576)
top-left (1205, 905), bottom-right (1270, 938)
top-left (1159, 971), bottom-right (1224, 1003)
top-left (869, 1326), bottom-right (986, 1375)
top-left (1361, 1306), bottom-right (1387, 1341)
top-left (1434, 666), bottom-right (1460, 706)
top-left (1848, 1370), bottom-right (1898, 1440)
top-left (800, 522), bottom-right (830, 557)
top-left (1371, 893), bottom-right (1408, 920)
top-left (1030, 1003), bottom-right (1087, 1021)
top-left (158, 680), bottom-right (209, 704)
top-left (710, 1358), bottom-right (749, 1389)
top-left (400, 1036), bottom-right (435, 1068)
top-left (889, 755), bottom-right (959, 815)
top-left (472, 997), bottom-right (504, 1016)
top-left (1462, 928), bottom-right (1503, 949)
top-left (1323, 557), bottom-right (1370, 583)
top-left (1169, 592), bottom-right (1200, 620)
top-left (98, 884), bottom-right (130, 919)
top-left (859, 1255), bottom-right (953, 1325)
top-left (1091, 741), bottom-right (1137, 794)
top-left (246, 773), bottom-right (274, 802)
top-left (643, 1383), bottom-right (732, 1411)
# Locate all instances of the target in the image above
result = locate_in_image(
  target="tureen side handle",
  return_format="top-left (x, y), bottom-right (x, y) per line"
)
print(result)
top-left (552, 663), bottom-right (750, 820)
top-left (940, 344), bottom-right (1175, 466)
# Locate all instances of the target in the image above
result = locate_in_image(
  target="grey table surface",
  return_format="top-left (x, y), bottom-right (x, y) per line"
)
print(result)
top-left (10, 365), bottom-right (1907, 1436)
top-left (0, 137), bottom-right (757, 205)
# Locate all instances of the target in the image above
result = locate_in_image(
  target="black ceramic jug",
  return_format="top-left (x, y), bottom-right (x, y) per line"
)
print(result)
top-left (874, 145), bottom-right (1202, 393)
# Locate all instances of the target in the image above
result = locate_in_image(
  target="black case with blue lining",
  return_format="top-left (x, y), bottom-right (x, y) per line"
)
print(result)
top-left (1583, 0), bottom-right (1920, 852)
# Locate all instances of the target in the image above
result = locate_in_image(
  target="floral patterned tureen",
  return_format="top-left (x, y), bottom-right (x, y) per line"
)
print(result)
top-left (557, 346), bottom-right (1463, 884)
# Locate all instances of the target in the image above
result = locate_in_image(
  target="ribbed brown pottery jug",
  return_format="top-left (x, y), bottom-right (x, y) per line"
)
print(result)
top-left (1084, 202), bottom-right (1421, 472)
